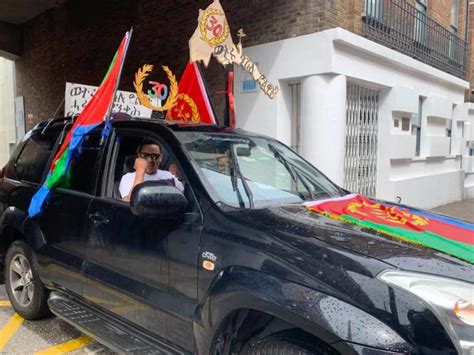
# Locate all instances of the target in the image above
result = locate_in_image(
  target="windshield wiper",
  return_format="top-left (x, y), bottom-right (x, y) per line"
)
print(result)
top-left (268, 144), bottom-right (315, 200)
top-left (228, 147), bottom-right (255, 209)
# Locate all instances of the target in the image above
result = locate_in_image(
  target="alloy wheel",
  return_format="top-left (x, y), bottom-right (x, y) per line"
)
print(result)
top-left (9, 253), bottom-right (34, 307)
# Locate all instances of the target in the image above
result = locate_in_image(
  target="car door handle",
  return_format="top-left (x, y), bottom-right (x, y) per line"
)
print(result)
top-left (88, 213), bottom-right (109, 225)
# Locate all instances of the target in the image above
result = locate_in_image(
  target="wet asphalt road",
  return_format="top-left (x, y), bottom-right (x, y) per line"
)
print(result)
top-left (0, 285), bottom-right (110, 354)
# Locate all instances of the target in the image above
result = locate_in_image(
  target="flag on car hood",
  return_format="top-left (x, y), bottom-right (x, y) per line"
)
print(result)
top-left (305, 194), bottom-right (474, 264)
top-left (166, 62), bottom-right (217, 124)
top-left (28, 32), bottom-right (131, 217)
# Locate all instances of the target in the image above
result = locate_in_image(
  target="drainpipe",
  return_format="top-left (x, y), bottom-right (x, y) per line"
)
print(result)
top-left (465, 0), bottom-right (470, 95)
top-left (465, 0), bottom-right (469, 44)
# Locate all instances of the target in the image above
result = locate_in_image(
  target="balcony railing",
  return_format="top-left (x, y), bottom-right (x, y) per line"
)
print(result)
top-left (362, 0), bottom-right (467, 79)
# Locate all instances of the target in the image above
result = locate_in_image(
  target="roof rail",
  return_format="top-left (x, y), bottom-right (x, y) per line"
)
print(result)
top-left (35, 116), bottom-right (76, 134)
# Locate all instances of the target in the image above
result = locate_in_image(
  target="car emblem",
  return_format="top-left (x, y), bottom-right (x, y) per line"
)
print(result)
top-left (202, 251), bottom-right (217, 261)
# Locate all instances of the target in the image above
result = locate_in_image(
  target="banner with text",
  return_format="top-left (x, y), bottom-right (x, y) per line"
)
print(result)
top-left (65, 82), bottom-right (152, 118)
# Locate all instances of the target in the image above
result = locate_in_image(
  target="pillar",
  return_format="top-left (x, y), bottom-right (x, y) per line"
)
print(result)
top-left (299, 74), bottom-right (347, 186)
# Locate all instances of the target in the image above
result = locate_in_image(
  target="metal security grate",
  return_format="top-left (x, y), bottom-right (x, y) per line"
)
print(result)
top-left (344, 84), bottom-right (379, 197)
top-left (289, 83), bottom-right (301, 153)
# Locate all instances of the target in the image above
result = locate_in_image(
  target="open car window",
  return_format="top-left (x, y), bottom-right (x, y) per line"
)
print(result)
top-left (108, 132), bottom-right (184, 200)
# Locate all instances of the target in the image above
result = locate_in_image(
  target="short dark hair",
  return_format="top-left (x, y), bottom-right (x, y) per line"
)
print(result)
top-left (137, 138), bottom-right (161, 153)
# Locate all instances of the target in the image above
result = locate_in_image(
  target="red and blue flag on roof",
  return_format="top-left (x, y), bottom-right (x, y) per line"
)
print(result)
top-left (28, 31), bottom-right (132, 217)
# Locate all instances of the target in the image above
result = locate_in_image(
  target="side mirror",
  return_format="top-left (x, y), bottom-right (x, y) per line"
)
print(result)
top-left (130, 181), bottom-right (187, 218)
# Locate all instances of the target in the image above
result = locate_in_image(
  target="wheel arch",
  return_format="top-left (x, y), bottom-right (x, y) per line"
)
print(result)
top-left (0, 207), bottom-right (46, 283)
top-left (194, 266), bottom-right (413, 354)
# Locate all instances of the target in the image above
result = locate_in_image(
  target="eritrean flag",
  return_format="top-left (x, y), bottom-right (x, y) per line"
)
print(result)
top-left (166, 62), bottom-right (217, 124)
top-left (28, 31), bottom-right (131, 218)
top-left (305, 194), bottom-right (474, 264)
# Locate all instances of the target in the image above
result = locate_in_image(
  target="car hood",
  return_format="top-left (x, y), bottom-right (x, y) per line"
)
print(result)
top-left (237, 204), bottom-right (474, 283)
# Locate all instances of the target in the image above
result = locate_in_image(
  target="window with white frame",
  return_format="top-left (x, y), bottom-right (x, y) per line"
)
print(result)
top-left (450, 0), bottom-right (459, 61)
top-left (365, 0), bottom-right (384, 20)
top-left (412, 97), bottom-right (424, 156)
top-left (392, 114), bottom-right (412, 135)
top-left (414, 0), bottom-right (428, 45)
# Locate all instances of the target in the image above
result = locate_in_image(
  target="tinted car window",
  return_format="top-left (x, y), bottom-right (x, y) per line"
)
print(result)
top-left (15, 132), bottom-right (58, 183)
top-left (57, 134), bottom-right (102, 194)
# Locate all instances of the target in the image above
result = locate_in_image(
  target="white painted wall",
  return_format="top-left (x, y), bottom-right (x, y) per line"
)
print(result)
top-left (299, 74), bottom-right (346, 185)
top-left (235, 28), bottom-right (470, 208)
top-left (0, 58), bottom-right (16, 167)
top-left (463, 106), bottom-right (474, 198)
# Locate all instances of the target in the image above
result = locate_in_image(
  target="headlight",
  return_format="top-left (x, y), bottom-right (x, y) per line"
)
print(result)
top-left (378, 270), bottom-right (474, 355)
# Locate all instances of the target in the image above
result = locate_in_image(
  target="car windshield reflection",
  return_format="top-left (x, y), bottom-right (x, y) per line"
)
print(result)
top-left (175, 131), bottom-right (342, 208)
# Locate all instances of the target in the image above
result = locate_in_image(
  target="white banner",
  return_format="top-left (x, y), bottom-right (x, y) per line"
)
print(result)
top-left (64, 82), bottom-right (152, 118)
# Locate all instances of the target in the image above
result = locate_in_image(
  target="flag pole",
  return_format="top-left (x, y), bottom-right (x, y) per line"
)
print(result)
top-left (195, 61), bottom-right (219, 124)
top-left (101, 28), bottom-right (133, 144)
top-left (223, 64), bottom-right (235, 128)
top-left (223, 64), bottom-right (232, 127)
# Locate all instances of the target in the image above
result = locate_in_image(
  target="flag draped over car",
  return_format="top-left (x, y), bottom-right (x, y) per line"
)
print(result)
top-left (305, 194), bottom-right (474, 264)
top-left (166, 62), bottom-right (217, 124)
top-left (28, 31), bottom-right (131, 218)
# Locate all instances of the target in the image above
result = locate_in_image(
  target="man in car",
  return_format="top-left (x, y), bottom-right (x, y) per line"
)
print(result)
top-left (119, 139), bottom-right (184, 201)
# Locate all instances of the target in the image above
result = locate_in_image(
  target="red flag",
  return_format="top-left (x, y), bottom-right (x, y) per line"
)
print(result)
top-left (28, 32), bottom-right (131, 217)
top-left (52, 32), bottom-right (130, 164)
top-left (166, 62), bottom-right (217, 124)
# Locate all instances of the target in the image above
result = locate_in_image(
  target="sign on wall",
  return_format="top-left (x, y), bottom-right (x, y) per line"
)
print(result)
top-left (14, 96), bottom-right (25, 141)
top-left (241, 62), bottom-right (258, 93)
top-left (65, 82), bottom-right (152, 118)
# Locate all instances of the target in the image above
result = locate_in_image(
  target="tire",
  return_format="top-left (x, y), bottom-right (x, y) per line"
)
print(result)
top-left (245, 329), bottom-right (325, 355)
top-left (4, 241), bottom-right (50, 319)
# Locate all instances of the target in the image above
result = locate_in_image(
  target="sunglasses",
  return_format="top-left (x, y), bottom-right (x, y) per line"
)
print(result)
top-left (138, 152), bottom-right (161, 161)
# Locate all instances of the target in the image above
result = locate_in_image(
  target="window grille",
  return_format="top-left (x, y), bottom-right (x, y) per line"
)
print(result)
top-left (290, 83), bottom-right (301, 153)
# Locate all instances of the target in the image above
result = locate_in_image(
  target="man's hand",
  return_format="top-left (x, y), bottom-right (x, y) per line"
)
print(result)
top-left (124, 158), bottom-right (148, 202)
top-left (134, 157), bottom-right (148, 175)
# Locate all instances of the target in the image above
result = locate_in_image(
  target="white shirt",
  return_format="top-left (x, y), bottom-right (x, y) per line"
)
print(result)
top-left (119, 170), bottom-right (184, 198)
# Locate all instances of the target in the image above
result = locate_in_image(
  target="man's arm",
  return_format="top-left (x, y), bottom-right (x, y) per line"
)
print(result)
top-left (123, 158), bottom-right (147, 202)
top-left (173, 176), bottom-right (184, 192)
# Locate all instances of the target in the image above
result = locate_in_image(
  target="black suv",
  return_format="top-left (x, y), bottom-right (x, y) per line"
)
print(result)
top-left (0, 116), bottom-right (473, 354)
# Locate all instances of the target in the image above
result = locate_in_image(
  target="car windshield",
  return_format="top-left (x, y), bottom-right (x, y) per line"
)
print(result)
top-left (175, 131), bottom-right (343, 208)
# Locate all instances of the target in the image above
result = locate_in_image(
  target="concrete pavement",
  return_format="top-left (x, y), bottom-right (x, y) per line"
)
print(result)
top-left (432, 199), bottom-right (474, 223)
top-left (0, 285), bottom-right (109, 354)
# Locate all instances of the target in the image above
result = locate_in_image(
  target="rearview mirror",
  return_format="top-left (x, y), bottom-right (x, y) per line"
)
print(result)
top-left (236, 147), bottom-right (251, 157)
top-left (130, 181), bottom-right (187, 218)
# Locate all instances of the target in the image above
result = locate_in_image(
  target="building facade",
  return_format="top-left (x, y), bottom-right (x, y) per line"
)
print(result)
top-left (0, 58), bottom-right (17, 167)
top-left (0, 0), bottom-right (473, 208)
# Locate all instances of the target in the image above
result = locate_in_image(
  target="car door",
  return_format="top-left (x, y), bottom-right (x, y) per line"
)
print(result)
top-left (34, 131), bottom-right (106, 296)
top-left (82, 127), bottom-right (202, 352)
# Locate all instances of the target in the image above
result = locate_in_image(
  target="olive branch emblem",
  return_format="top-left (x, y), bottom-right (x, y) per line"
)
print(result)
top-left (199, 8), bottom-right (230, 46)
top-left (133, 64), bottom-right (179, 112)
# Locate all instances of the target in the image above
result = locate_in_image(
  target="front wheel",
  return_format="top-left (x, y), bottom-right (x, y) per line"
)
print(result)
top-left (245, 329), bottom-right (325, 355)
top-left (5, 241), bottom-right (50, 319)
